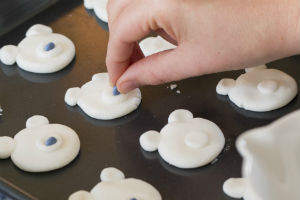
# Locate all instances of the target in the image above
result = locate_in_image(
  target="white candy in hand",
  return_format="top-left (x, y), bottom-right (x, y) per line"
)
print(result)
top-left (0, 115), bottom-right (80, 172)
top-left (69, 167), bottom-right (162, 200)
top-left (139, 36), bottom-right (176, 57)
top-left (65, 73), bottom-right (142, 120)
top-left (216, 65), bottom-right (298, 112)
top-left (140, 109), bottom-right (225, 169)
top-left (0, 24), bottom-right (75, 73)
top-left (84, 0), bottom-right (108, 22)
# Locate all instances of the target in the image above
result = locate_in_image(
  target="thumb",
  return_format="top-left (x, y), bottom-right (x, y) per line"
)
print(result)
top-left (116, 45), bottom-right (202, 93)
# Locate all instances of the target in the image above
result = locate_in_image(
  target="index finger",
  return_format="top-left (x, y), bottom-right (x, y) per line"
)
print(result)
top-left (106, 1), bottom-right (157, 85)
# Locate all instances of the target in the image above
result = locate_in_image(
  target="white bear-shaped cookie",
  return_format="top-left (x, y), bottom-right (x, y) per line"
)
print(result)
top-left (0, 115), bottom-right (80, 172)
top-left (84, 0), bottom-right (108, 22)
top-left (65, 73), bottom-right (142, 120)
top-left (216, 65), bottom-right (298, 112)
top-left (69, 167), bottom-right (162, 200)
top-left (223, 109), bottom-right (300, 200)
top-left (140, 109), bottom-right (225, 169)
top-left (139, 36), bottom-right (176, 57)
top-left (0, 24), bottom-right (75, 73)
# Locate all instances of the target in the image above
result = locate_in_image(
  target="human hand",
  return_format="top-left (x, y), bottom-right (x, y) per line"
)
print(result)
top-left (106, 0), bottom-right (300, 93)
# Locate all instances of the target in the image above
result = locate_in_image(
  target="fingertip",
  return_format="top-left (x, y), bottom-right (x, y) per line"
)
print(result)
top-left (117, 80), bottom-right (138, 93)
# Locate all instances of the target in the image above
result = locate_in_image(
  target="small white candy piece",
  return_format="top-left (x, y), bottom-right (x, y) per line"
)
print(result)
top-left (83, 0), bottom-right (94, 9)
top-left (140, 130), bottom-right (161, 152)
top-left (0, 136), bottom-right (15, 159)
top-left (170, 84), bottom-right (177, 90)
top-left (69, 191), bottom-right (94, 200)
top-left (223, 178), bottom-right (246, 199)
top-left (139, 36), bottom-right (176, 57)
top-left (185, 131), bottom-right (208, 149)
top-left (26, 115), bottom-right (50, 128)
top-left (168, 109), bottom-right (193, 123)
top-left (216, 78), bottom-right (236, 95)
top-left (25, 24), bottom-right (53, 37)
top-left (100, 167), bottom-right (125, 182)
top-left (65, 87), bottom-right (81, 106)
top-left (257, 80), bottom-right (278, 94)
top-left (245, 64), bottom-right (267, 72)
top-left (0, 45), bottom-right (18, 65)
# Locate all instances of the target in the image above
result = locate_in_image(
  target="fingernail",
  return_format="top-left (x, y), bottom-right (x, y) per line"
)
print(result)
top-left (119, 81), bottom-right (137, 93)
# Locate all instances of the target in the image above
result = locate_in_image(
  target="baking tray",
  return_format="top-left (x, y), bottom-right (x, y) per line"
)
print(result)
top-left (0, 1), bottom-right (299, 199)
top-left (0, 0), bottom-right (60, 36)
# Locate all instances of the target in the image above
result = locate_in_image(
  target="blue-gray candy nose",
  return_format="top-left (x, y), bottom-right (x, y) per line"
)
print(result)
top-left (44, 42), bottom-right (55, 51)
top-left (45, 136), bottom-right (57, 146)
top-left (112, 86), bottom-right (120, 96)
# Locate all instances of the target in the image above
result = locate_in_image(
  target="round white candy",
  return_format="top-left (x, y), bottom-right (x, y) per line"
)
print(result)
top-left (16, 33), bottom-right (75, 73)
top-left (0, 136), bottom-right (15, 159)
top-left (69, 167), bottom-right (162, 200)
top-left (1, 116), bottom-right (80, 172)
top-left (65, 73), bottom-right (142, 120)
top-left (0, 45), bottom-right (18, 65)
top-left (100, 167), bottom-right (125, 182)
top-left (25, 24), bottom-right (53, 37)
top-left (216, 78), bottom-right (236, 95)
top-left (26, 115), bottom-right (49, 128)
top-left (84, 0), bottom-right (108, 22)
top-left (140, 109), bottom-right (225, 168)
top-left (217, 68), bottom-right (298, 112)
top-left (139, 130), bottom-right (161, 152)
top-left (223, 178), bottom-right (246, 199)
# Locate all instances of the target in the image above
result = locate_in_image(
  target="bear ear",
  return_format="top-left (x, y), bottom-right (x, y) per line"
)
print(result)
top-left (245, 64), bottom-right (267, 73)
top-left (140, 130), bottom-right (160, 152)
top-left (83, 0), bottom-right (94, 9)
top-left (0, 45), bottom-right (18, 65)
top-left (223, 178), bottom-right (247, 199)
top-left (65, 87), bottom-right (81, 106)
top-left (168, 109), bottom-right (193, 123)
top-left (26, 115), bottom-right (49, 128)
top-left (92, 73), bottom-right (108, 81)
top-left (0, 136), bottom-right (15, 159)
top-left (100, 167), bottom-right (125, 182)
top-left (25, 24), bottom-right (53, 37)
top-left (68, 190), bottom-right (94, 200)
top-left (216, 78), bottom-right (236, 95)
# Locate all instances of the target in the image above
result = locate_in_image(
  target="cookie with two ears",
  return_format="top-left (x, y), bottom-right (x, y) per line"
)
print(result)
top-left (0, 24), bottom-right (75, 73)
top-left (0, 115), bottom-right (80, 172)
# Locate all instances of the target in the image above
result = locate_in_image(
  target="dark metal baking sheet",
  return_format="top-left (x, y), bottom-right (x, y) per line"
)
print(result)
top-left (0, 0), bottom-right (299, 199)
top-left (0, 0), bottom-right (60, 36)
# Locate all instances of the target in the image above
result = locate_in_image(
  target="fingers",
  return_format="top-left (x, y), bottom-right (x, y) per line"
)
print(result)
top-left (116, 44), bottom-right (202, 93)
top-left (106, 1), bottom-right (156, 85)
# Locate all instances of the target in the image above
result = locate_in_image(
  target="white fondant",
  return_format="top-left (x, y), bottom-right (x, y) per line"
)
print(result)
top-left (1, 24), bottom-right (75, 73)
top-left (69, 167), bottom-right (162, 200)
top-left (223, 178), bottom-right (247, 199)
top-left (245, 64), bottom-right (267, 73)
top-left (65, 87), bottom-right (81, 106)
top-left (100, 167), bottom-right (125, 182)
top-left (139, 130), bottom-right (161, 152)
top-left (65, 73), bottom-right (142, 120)
top-left (25, 24), bottom-right (53, 37)
top-left (26, 115), bottom-right (49, 128)
top-left (168, 109), bottom-right (193, 123)
top-left (216, 78), bottom-right (236, 95)
top-left (0, 116), bottom-right (80, 172)
top-left (84, 0), bottom-right (108, 22)
top-left (0, 45), bottom-right (18, 65)
top-left (139, 36), bottom-right (176, 57)
top-left (140, 109), bottom-right (225, 168)
top-left (0, 136), bottom-right (15, 159)
top-left (223, 110), bottom-right (300, 200)
top-left (217, 67), bottom-right (298, 111)
top-left (69, 191), bottom-right (94, 200)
